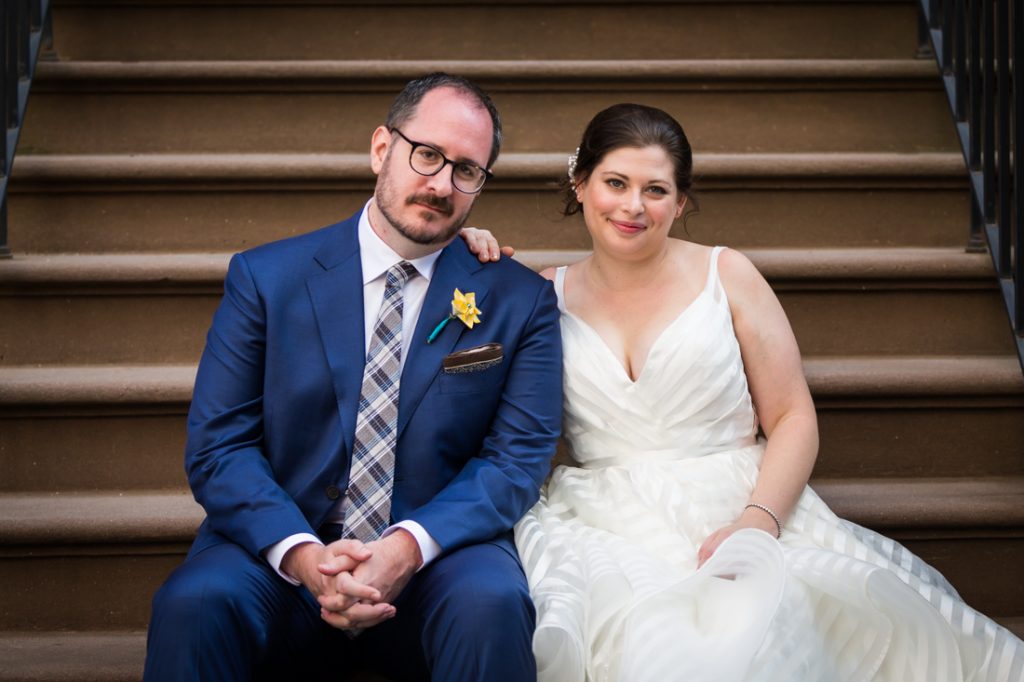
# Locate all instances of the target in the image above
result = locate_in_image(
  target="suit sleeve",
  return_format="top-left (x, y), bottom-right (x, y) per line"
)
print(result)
top-left (409, 279), bottom-right (563, 551)
top-left (185, 253), bottom-right (315, 557)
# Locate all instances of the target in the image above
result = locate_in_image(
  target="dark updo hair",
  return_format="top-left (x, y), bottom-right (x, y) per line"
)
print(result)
top-left (563, 103), bottom-right (696, 220)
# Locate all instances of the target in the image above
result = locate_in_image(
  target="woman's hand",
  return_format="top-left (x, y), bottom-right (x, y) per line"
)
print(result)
top-left (459, 226), bottom-right (515, 262)
top-left (697, 507), bottom-right (781, 568)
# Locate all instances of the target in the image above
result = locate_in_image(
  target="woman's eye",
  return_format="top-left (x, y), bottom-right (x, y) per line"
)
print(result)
top-left (607, 179), bottom-right (625, 189)
top-left (647, 186), bottom-right (669, 195)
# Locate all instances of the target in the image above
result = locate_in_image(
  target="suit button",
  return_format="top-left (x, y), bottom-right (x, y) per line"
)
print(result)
top-left (325, 485), bottom-right (341, 500)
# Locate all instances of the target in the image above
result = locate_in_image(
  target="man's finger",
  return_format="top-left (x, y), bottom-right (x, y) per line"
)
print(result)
top-left (317, 554), bottom-right (361, 576)
top-left (324, 538), bottom-right (372, 560)
top-left (334, 572), bottom-right (382, 602)
top-left (318, 592), bottom-right (359, 613)
top-left (338, 602), bottom-right (396, 628)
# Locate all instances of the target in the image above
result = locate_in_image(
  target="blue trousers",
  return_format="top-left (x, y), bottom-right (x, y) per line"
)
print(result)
top-left (143, 538), bottom-right (536, 682)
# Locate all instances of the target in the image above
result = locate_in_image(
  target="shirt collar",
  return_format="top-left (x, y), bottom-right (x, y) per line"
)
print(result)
top-left (357, 199), bottom-right (442, 285)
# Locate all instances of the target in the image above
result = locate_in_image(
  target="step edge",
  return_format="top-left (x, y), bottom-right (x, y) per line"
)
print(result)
top-left (0, 248), bottom-right (996, 286)
top-left (0, 490), bottom-right (203, 545)
top-left (11, 152), bottom-right (967, 183)
top-left (4, 477), bottom-right (1023, 545)
top-left (36, 58), bottom-right (939, 85)
top-left (1, 356), bottom-right (1021, 406)
top-left (811, 476), bottom-right (1024, 529)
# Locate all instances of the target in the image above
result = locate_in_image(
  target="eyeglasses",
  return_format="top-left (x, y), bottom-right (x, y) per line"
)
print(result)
top-left (389, 128), bottom-right (493, 194)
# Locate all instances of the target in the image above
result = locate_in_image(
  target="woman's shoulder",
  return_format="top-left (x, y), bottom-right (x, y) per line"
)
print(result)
top-left (538, 266), bottom-right (559, 282)
top-left (713, 246), bottom-right (778, 314)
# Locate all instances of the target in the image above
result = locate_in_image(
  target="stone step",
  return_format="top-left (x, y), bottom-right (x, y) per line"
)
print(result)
top-left (22, 59), bottom-right (956, 154)
top-left (7, 152), bottom-right (968, 253)
top-left (0, 630), bottom-right (372, 682)
top-left (1, 475), bottom-right (1021, 630)
top-left (0, 247), bottom-right (1012, 364)
top-left (6, 621), bottom-right (1024, 682)
top-left (49, 1), bottom-right (919, 62)
top-left (2, 356), bottom-right (1021, 494)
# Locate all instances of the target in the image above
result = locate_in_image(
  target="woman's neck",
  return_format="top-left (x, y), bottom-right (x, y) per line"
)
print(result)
top-left (584, 242), bottom-right (676, 293)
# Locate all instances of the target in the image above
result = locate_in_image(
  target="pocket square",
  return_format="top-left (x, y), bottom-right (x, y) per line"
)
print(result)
top-left (443, 343), bottom-right (503, 374)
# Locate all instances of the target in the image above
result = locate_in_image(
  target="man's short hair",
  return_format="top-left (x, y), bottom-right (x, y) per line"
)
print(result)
top-left (385, 72), bottom-right (503, 169)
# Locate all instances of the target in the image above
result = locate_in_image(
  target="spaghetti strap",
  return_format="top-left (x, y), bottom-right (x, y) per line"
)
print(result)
top-left (553, 266), bottom-right (568, 313)
top-left (704, 244), bottom-right (729, 296)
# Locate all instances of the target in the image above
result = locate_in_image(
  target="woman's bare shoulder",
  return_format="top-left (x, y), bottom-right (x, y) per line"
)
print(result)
top-left (716, 246), bottom-right (766, 291)
top-left (538, 266), bottom-right (558, 282)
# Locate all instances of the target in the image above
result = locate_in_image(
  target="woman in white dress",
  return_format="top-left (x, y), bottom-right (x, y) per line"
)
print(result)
top-left (469, 103), bottom-right (1024, 681)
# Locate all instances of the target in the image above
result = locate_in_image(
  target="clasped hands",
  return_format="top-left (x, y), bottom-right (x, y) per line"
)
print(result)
top-left (282, 529), bottom-right (422, 631)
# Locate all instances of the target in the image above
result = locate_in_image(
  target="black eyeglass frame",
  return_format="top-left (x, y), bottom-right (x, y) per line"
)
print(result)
top-left (389, 128), bottom-right (494, 194)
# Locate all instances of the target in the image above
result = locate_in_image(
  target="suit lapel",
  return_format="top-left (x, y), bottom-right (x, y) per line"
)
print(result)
top-left (306, 216), bottom-right (365, 458)
top-left (398, 240), bottom-right (490, 439)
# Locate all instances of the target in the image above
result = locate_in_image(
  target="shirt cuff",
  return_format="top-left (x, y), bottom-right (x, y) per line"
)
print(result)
top-left (263, 533), bottom-right (323, 585)
top-left (384, 520), bottom-right (441, 570)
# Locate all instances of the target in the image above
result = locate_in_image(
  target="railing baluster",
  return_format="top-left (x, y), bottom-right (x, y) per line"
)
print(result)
top-left (5, 1), bottom-right (17, 129)
top-left (0, 0), bottom-right (51, 259)
top-left (1015, 0), bottom-right (1024, 336)
top-left (983, 0), bottom-right (996, 223)
top-left (997, 0), bottom-right (1011, 277)
top-left (924, 0), bottom-right (1024, 369)
top-left (0, 5), bottom-right (7, 178)
top-left (918, 3), bottom-right (935, 58)
top-left (970, 0), bottom-right (983, 167)
top-left (942, 0), bottom-right (955, 67)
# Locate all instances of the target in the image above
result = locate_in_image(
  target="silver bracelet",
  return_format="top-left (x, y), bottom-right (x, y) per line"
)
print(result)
top-left (744, 503), bottom-right (782, 539)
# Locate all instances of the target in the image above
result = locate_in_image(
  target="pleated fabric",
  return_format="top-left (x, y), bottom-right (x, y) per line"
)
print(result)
top-left (514, 247), bottom-right (1024, 681)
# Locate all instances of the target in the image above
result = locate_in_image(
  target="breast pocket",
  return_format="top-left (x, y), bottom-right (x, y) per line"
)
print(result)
top-left (437, 361), bottom-right (505, 394)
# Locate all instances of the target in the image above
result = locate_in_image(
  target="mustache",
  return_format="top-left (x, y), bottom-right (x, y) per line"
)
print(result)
top-left (406, 193), bottom-right (454, 216)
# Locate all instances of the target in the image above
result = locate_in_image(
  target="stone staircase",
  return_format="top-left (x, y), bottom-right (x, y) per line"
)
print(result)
top-left (2, 0), bottom-right (1023, 679)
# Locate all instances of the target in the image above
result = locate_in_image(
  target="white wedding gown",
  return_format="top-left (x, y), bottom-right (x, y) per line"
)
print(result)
top-left (514, 247), bottom-right (1024, 682)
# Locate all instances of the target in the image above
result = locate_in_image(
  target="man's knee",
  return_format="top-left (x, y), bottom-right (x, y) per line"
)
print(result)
top-left (442, 568), bottom-right (534, 634)
top-left (151, 547), bottom-right (260, 631)
top-left (415, 542), bottom-right (536, 682)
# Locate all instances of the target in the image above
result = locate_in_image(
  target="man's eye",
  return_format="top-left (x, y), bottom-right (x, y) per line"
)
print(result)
top-left (454, 163), bottom-right (479, 180)
top-left (417, 148), bottom-right (441, 163)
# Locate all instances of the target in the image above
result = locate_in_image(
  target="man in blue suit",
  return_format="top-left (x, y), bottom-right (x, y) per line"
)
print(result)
top-left (144, 73), bottom-right (562, 681)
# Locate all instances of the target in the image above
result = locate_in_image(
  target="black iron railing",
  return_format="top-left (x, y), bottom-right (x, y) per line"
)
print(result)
top-left (1, 0), bottom-right (52, 259)
top-left (919, 0), bottom-right (1024, 371)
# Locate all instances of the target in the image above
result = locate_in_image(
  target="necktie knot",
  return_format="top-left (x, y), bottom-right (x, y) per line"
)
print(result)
top-left (386, 261), bottom-right (417, 290)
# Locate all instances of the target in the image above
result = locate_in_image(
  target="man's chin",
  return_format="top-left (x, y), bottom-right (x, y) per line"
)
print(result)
top-left (395, 215), bottom-right (466, 246)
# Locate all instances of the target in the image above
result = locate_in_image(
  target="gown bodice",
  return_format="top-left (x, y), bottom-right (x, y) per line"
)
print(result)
top-left (555, 246), bottom-right (758, 468)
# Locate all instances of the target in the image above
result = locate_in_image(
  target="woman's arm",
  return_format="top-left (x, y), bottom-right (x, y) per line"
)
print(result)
top-left (698, 247), bottom-right (818, 564)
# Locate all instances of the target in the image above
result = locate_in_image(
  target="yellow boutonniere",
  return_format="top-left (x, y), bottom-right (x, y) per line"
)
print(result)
top-left (427, 288), bottom-right (482, 343)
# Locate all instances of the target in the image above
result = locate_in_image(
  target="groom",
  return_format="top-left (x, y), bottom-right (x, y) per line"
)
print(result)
top-left (143, 73), bottom-right (562, 681)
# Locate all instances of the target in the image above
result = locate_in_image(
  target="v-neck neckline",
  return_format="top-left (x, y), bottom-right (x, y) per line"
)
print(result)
top-left (562, 289), bottom-right (709, 385)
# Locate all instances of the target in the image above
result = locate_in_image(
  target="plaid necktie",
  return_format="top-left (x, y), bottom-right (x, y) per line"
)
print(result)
top-left (343, 261), bottom-right (418, 542)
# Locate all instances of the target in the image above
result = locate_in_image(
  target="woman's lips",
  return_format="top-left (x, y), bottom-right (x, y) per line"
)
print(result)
top-left (611, 220), bottom-right (646, 234)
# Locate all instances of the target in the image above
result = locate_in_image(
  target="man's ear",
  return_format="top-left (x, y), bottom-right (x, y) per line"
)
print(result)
top-left (370, 126), bottom-right (391, 175)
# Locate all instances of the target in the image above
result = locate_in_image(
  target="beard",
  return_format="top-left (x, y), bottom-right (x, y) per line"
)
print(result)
top-left (375, 154), bottom-right (473, 246)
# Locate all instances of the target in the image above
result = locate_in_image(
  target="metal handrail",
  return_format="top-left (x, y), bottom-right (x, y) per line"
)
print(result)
top-left (919, 0), bottom-right (1024, 372)
top-left (1, 0), bottom-right (52, 259)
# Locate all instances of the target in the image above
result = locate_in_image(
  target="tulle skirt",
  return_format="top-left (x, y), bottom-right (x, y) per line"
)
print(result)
top-left (514, 445), bottom-right (1024, 682)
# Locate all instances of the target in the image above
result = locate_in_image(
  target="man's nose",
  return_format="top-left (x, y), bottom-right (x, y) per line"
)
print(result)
top-left (424, 163), bottom-right (455, 196)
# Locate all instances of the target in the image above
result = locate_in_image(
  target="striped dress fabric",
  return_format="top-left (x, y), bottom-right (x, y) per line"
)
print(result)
top-left (514, 247), bottom-right (1024, 682)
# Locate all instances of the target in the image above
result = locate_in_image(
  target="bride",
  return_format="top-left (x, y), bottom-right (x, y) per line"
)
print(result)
top-left (466, 103), bottom-right (1024, 681)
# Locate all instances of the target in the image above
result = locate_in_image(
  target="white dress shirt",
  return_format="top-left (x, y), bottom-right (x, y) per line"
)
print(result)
top-left (264, 200), bottom-right (443, 584)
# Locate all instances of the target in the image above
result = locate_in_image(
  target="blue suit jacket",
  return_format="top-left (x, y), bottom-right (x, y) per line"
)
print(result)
top-left (184, 211), bottom-right (563, 561)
